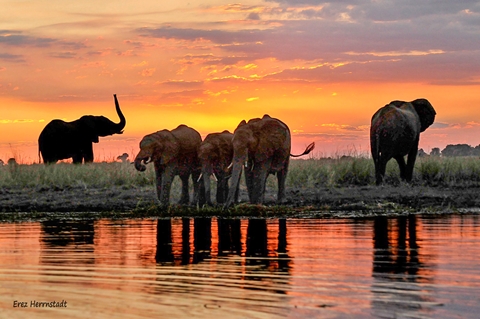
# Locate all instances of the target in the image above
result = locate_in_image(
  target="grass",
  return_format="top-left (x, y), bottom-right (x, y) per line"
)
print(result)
top-left (1, 155), bottom-right (480, 190)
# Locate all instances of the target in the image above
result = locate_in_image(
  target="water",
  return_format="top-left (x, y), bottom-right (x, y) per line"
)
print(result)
top-left (0, 214), bottom-right (479, 318)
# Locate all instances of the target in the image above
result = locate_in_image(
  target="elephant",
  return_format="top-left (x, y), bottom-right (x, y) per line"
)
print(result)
top-left (370, 98), bottom-right (436, 185)
top-left (224, 114), bottom-right (315, 208)
top-left (38, 94), bottom-right (126, 164)
top-left (198, 130), bottom-right (238, 206)
top-left (134, 124), bottom-right (204, 206)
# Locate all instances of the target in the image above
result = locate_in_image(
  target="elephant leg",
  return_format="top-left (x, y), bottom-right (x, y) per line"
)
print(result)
top-left (179, 174), bottom-right (190, 205)
top-left (191, 170), bottom-right (205, 206)
top-left (216, 177), bottom-right (228, 204)
top-left (252, 161), bottom-right (270, 204)
top-left (405, 144), bottom-right (419, 182)
top-left (72, 154), bottom-right (83, 164)
top-left (203, 175), bottom-right (213, 206)
top-left (154, 168), bottom-right (164, 204)
top-left (83, 145), bottom-right (94, 163)
top-left (159, 166), bottom-right (175, 206)
top-left (245, 167), bottom-right (255, 202)
top-left (394, 155), bottom-right (407, 181)
top-left (374, 156), bottom-right (388, 185)
top-left (277, 167), bottom-right (288, 204)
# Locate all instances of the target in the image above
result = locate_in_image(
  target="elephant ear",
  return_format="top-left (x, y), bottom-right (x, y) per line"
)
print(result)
top-left (78, 115), bottom-right (100, 143)
top-left (158, 131), bottom-right (179, 165)
top-left (412, 98), bottom-right (436, 132)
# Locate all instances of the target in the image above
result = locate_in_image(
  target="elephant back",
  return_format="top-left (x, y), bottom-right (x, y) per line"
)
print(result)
top-left (171, 125), bottom-right (202, 154)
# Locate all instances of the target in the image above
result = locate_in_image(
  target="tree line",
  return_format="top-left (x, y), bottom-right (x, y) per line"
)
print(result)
top-left (419, 144), bottom-right (480, 157)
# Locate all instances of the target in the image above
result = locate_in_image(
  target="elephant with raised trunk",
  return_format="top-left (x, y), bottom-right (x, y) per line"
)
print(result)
top-left (134, 125), bottom-right (204, 206)
top-left (39, 94), bottom-right (126, 164)
top-left (370, 98), bottom-right (436, 185)
top-left (198, 130), bottom-right (238, 206)
top-left (224, 114), bottom-right (315, 209)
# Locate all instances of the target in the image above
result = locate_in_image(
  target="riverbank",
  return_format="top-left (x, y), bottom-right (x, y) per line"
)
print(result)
top-left (1, 183), bottom-right (479, 221)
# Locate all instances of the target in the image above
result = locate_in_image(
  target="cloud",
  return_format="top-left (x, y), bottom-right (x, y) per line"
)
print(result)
top-left (320, 123), bottom-right (366, 131)
top-left (0, 119), bottom-right (36, 124)
top-left (0, 53), bottom-right (25, 62)
top-left (160, 80), bottom-right (204, 88)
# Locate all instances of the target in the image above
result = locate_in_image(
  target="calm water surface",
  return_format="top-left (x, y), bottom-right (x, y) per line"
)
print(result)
top-left (0, 214), bottom-right (479, 318)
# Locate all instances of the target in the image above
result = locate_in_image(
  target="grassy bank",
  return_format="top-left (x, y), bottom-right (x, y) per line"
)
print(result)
top-left (1, 156), bottom-right (480, 219)
top-left (1, 156), bottom-right (480, 189)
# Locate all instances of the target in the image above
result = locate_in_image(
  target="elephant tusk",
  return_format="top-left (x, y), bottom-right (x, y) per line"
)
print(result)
top-left (144, 157), bottom-right (151, 164)
top-left (197, 173), bottom-right (203, 183)
top-left (212, 173), bottom-right (218, 182)
top-left (227, 162), bottom-right (233, 169)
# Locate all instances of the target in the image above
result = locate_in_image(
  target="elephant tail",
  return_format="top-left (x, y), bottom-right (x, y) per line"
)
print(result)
top-left (290, 142), bottom-right (315, 157)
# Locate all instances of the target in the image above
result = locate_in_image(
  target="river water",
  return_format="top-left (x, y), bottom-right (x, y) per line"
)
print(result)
top-left (0, 214), bottom-right (479, 318)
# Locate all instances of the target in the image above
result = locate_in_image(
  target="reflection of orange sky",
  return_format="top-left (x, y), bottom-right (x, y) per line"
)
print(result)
top-left (1, 216), bottom-right (479, 284)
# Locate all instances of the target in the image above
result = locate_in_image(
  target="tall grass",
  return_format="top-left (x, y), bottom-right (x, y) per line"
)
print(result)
top-left (0, 162), bottom-right (155, 189)
top-left (1, 156), bottom-right (480, 189)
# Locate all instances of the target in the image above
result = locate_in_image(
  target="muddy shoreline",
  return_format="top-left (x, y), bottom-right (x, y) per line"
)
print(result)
top-left (1, 184), bottom-right (479, 221)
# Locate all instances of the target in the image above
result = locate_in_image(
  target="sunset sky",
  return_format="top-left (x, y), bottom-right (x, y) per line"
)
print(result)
top-left (1, 0), bottom-right (480, 163)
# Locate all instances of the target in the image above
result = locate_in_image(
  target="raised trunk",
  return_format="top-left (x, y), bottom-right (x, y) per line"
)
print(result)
top-left (113, 94), bottom-right (126, 133)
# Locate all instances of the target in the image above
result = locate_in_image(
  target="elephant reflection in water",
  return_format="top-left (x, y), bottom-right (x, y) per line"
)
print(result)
top-left (193, 218), bottom-right (212, 264)
top-left (371, 216), bottom-right (434, 317)
top-left (155, 218), bottom-right (191, 265)
top-left (154, 218), bottom-right (290, 273)
top-left (217, 219), bottom-right (242, 256)
top-left (40, 220), bottom-right (95, 266)
top-left (41, 220), bottom-right (95, 247)
top-left (155, 219), bottom-right (174, 264)
top-left (154, 218), bottom-right (214, 265)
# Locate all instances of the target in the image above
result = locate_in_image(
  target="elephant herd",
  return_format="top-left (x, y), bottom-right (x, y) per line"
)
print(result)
top-left (38, 95), bottom-right (436, 208)
top-left (132, 115), bottom-right (315, 208)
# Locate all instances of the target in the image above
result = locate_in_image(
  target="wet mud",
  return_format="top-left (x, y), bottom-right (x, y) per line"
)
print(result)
top-left (0, 184), bottom-right (479, 221)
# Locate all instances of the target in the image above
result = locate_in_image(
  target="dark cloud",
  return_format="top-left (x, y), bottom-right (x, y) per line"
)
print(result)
top-left (0, 30), bottom-right (56, 47)
top-left (137, 26), bottom-right (266, 45)
top-left (247, 12), bottom-right (261, 20)
top-left (0, 30), bottom-right (86, 50)
top-left (49, 51), bottom-right (78, 59)
top-left (0, 53), bottom-right (25, 62)
top-left (133, 0), bottom-right (480, 85)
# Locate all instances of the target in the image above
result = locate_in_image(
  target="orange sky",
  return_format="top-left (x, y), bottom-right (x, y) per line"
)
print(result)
top-left (1, 1), bottom-right (480, 163)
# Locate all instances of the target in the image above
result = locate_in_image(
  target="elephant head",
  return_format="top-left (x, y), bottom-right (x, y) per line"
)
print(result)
top-left (80, 94), bottom-right (126, 143)
top-left (134, 130), bottom-right (178, 171)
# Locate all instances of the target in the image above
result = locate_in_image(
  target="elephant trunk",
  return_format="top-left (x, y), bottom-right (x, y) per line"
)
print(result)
top-left (113, 94), bottom-right (126, 133)
top-left (134, 157), bottom-right (148, 172)
top-left (203, 171), bottom-right (212, 205)
top-left (224, 156), bottom-right (244, 209)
